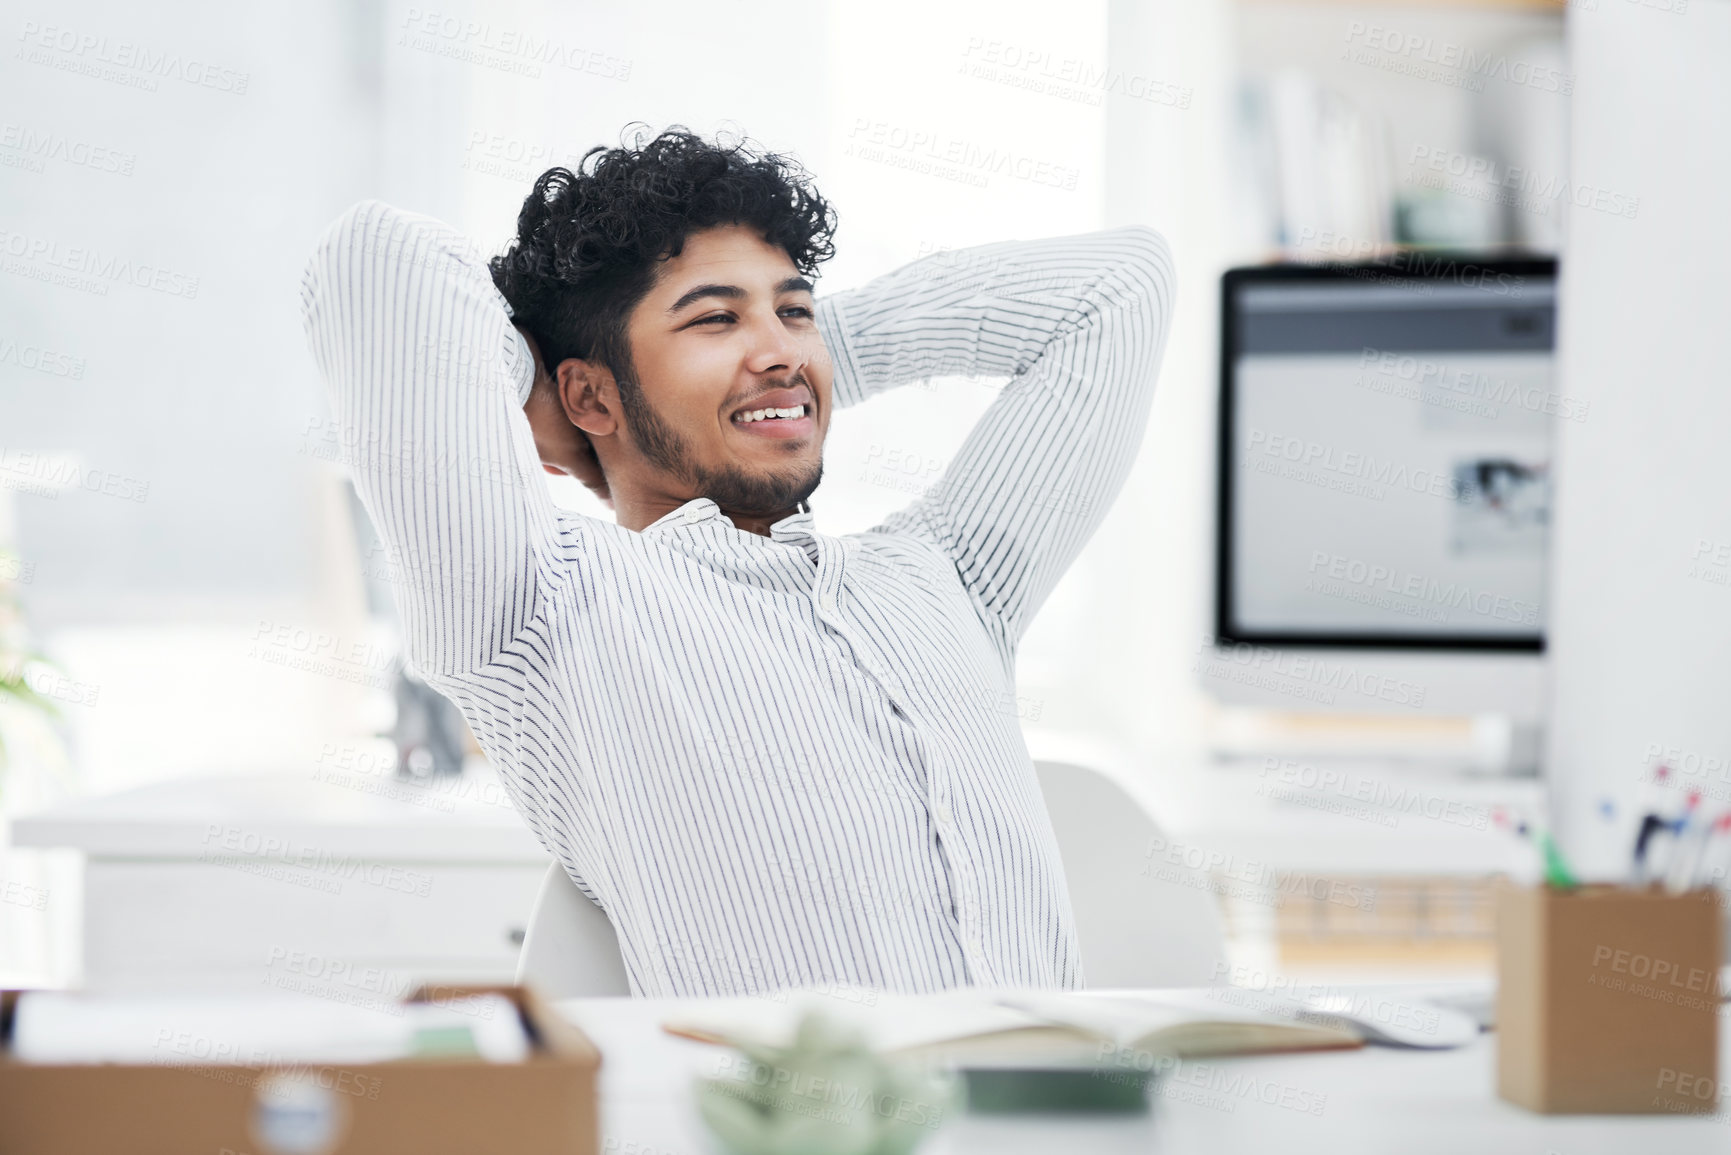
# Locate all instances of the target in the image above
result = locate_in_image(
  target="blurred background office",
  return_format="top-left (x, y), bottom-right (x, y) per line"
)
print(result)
top-left (2, 0), bottom-right (1725, 997)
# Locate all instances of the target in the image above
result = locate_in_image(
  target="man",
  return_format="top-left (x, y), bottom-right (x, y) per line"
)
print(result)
top-left (301, 127), bottom-right (1173, 997)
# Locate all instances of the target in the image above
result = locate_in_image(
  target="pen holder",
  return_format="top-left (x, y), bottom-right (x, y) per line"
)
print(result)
top-left (1496, 880), bottom-right (1722, 1114)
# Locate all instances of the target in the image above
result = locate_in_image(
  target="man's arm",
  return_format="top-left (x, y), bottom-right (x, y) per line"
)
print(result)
top-left (815, 226), bottom-right (1174, 646)
top-left (300, 200), bottom-right (566, 683)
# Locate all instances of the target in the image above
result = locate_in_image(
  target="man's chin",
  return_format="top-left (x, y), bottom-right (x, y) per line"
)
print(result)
top-left (695, 458), bottom-right (823, 517)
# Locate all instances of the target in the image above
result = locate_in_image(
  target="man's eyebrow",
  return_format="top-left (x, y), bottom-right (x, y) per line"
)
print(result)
top-left (666, 275), bottom-right (815, 315)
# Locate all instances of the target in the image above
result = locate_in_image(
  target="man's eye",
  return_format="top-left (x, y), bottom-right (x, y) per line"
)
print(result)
top-left (693, 313), bottom-right (734, 326)
top-left (780, 305), bottom-right (814, 320)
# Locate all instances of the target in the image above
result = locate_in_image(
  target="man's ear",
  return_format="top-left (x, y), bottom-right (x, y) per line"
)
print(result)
top-left (556, 359), bottom-right (620, 438)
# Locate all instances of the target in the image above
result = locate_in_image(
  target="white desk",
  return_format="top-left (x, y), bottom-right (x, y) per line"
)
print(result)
top-left (557, 993), bottom-right (1729, 1154)
top-left (9, 768), bottom-right (549, 991)
top-left (1015, 733), bottom-right (1546, 878)
top-left (1146, 761), bottom-right (1542, 877)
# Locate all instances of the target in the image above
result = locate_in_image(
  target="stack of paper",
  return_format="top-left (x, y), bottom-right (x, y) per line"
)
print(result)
top-left (11, 991), bottom-right (529, 1066)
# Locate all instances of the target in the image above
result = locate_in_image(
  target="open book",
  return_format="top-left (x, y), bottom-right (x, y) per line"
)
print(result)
top-left (663, 988), bottom-right (1364, 1067)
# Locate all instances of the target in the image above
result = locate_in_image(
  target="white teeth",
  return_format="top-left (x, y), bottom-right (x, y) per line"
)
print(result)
top-left (736, 404), bottom-right (807, 424)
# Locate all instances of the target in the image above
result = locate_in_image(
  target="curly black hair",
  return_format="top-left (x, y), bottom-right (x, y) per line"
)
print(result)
top-left (490, 125), bottom-right (837, 393)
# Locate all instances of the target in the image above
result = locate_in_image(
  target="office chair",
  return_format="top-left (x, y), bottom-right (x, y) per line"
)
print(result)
top-left (1031, 758), bottom-right (1228, 988)
top-left (515, 862), bottom-right (631, 998)
top-left (515, 758), bottom-right (1228, 998)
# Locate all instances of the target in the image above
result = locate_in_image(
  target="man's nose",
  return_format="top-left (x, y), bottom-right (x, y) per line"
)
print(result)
top-left (743, 312), bottom-right (806, 375)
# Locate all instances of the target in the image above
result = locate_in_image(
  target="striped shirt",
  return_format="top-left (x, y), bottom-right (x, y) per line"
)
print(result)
top-left (300, 200), bottom-right (1173, 997)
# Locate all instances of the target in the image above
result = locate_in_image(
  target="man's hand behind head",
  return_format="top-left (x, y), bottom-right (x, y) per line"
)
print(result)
top-left (518, 325), bottom-right (613, 510)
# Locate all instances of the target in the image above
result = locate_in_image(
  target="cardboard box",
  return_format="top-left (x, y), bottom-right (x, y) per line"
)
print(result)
top-left (1496, 881), bottom-right (1721, 1114)
top-left (0, 984), bottom-right (600, 1155)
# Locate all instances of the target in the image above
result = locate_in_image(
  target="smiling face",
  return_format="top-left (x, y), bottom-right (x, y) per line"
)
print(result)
top-left (560, 222), bottom-right (833, 530)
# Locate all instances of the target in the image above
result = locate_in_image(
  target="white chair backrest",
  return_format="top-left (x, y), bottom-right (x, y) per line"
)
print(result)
top-left (515, 861), bottom-right (631, 998)
top-left (516, 758), bottom-right (1226, 997)
top-left (1032, 759), bottom-right (1227, 988)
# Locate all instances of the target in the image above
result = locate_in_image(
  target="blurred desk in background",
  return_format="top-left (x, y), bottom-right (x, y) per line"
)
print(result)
top-left (1159, 759), bottom-right (1542, 981)
top-left (1025, 733), bottom-right (1545, 983)
top-left (8, 748), bottom-right (1547, 992)
top-left (9, 768), bottom-right (548, 993)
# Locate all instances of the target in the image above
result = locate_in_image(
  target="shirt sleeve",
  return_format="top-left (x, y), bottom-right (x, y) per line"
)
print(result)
top-left (815, 225), bottom-right (1174, 648)
top-left (299, 199), bottom-right (564, 684)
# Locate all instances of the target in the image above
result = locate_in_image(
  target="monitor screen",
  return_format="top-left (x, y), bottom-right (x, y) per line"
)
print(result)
top-left (1217, 261), bottom-right (1559, 650)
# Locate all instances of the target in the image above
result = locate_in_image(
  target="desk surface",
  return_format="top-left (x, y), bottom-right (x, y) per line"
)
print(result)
top-left (558, 992), bottom-right (1729, 1155)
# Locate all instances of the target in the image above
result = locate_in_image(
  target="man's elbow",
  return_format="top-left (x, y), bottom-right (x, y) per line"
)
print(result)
top-left (309, 199), bottom-right (393, 275)
top-left (1100, 224), bottom-right (1175, 329)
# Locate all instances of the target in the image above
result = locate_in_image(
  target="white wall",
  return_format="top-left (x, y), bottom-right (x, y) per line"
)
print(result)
top-left (1547, 1), bottom-right (1731, 876)
top-left (0, 0), bottom-right (383, 796)
top-left (1, 0), bottom-right (372, 627)
top-left (1092, 0), bottom-right (1235, 763)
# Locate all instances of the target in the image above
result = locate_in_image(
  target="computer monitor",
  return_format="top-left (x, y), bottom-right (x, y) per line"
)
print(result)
top-left (1208, 258), bottom-right (1559, 740)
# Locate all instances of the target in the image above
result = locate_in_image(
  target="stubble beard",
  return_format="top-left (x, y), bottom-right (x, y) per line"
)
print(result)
top-left (617, 366), bottom-right (823, 518)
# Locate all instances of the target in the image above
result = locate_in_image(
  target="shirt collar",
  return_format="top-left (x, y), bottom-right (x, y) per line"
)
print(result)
top-left (643, 497), bottom-right (721, 534)
top-left (642, 497), bottom-right (816, 544)
top-left (769, 507), bottom-right (817, 544)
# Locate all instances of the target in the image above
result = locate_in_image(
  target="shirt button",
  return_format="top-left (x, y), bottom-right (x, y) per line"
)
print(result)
top-left (933, 801), bottom-right (952, 826)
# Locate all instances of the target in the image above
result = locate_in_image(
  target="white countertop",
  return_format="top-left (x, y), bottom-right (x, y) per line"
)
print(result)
top-left (557, 992), bottom-right (1730, 1155)
top-left (7, 768), bottom-right (545, 862)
